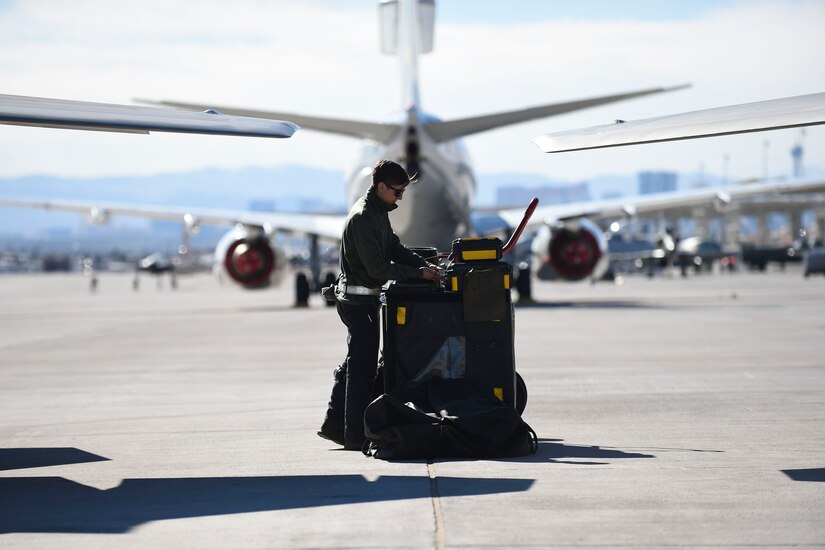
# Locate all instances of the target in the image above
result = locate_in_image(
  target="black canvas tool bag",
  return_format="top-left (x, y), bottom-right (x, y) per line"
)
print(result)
top-left (381, 274), bottom-right (519, 411)
top-left (363, 378), bottom-right (537, 460)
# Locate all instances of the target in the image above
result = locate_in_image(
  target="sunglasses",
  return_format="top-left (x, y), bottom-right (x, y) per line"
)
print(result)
top-left (385, 183), bottom-right (407, 198)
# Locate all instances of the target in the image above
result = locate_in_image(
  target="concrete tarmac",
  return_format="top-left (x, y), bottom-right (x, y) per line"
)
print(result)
top-left (1, 268), bottom-right (823, 548)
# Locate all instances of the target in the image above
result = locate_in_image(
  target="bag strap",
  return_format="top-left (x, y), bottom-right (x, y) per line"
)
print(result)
top-left (362, 440), bottom-right (375, 456)
top-left (524, 421), bottom-right (538, 454)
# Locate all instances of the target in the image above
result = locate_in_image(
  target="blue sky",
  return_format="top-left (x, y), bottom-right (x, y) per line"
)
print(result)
top-left (306, 0), bottom-right (754, 22)
top-left (436, 1), bottom-right (747, 23)
top-left (0, 0), bottom-right (823, 186)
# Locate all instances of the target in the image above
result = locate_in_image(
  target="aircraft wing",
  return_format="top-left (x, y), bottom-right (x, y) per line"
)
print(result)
top-left (422, 85), bottom-right (689, 142)
top-left (0, 197), bottom-right (345, 241)
top-left (495, 176), bottom-right (825, 230)
top-left (140, 99), bottom-right (400, 143)
top-left (0, 94), bottom-right (299, 138)
top-left (533, 92), bottom-right (825, 153)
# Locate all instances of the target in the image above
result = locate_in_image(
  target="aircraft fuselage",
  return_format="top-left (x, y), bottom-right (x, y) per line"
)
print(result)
top-left (345, 107), bottom-right (476, 251)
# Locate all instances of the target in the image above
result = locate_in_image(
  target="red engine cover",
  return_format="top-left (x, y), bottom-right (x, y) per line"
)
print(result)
top-left (549, 227), bottom-right (603, 281)
top-left (223, 236), bottom-right (276, 288)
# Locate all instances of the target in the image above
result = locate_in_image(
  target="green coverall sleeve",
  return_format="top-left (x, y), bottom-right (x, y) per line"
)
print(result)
top-left (389, 231), bottom-right (429, 268)
top-left (351, 216), bottom-right (421, 282)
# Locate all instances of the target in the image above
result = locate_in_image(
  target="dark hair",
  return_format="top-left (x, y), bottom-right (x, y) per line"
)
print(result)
top-left (372, 159), bottom-right (413, 188)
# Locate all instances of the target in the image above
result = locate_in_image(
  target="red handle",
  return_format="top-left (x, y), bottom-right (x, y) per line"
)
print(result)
top-left (502, 197), bottom-right (539, 254)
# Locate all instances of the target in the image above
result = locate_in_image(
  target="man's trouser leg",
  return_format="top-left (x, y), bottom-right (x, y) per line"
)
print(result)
top-left (319, 362), bottom-right (347, 445)
top-left (337, 300), bottom-right (379, 449)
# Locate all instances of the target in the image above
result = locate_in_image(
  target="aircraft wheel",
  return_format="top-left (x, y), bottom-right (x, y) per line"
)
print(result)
top-left (516, 372), bottom-right (528, 415)
top-left (515, 264), bottom-right (533, 303)
top-left (295, 272), bottom-right (311, 307)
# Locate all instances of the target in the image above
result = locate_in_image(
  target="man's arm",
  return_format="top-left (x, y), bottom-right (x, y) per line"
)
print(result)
top-left (390, 234), bottom-right (440, 281)
top-left (389, 232), bottom-right (429, 268)
top-left (352, 217), bottom-right (420, 282)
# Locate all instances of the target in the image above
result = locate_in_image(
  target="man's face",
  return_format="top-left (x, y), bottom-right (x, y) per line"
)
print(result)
top-left (377, 181), bottom-right (408, 205)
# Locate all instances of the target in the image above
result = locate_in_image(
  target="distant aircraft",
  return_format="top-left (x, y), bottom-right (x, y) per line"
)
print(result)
top-left (2, 0), bottom-right (825, 305)
top-left (132, 238), bottom-right (215, 291)
top-left (608, 234), bottom-right (734, 279)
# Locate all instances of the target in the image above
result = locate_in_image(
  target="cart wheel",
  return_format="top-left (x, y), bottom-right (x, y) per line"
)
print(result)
top-left (516, 372), bottom-right (528, 415)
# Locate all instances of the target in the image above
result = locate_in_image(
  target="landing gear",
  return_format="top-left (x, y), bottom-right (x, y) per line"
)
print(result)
top-left (295, 272), bottom-right (311, 308)
top-left (294, 233), bottom-right (340, 307)
top-left (514, 263), bottom-right (534, 304)
top-left (295, 270), bottom-right (338, 307)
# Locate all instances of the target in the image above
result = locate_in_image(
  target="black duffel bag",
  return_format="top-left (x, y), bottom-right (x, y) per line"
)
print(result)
top-left (363, 378), bottom-right (537, 460)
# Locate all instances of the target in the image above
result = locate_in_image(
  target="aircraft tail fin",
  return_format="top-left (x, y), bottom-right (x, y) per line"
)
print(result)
top-left (379, 0), bottom-right (434, 110)
top-left (423, 85), bottom-right (690, 143)
top-left (379, 0), bottom-right (434, 55)
top-left (138, 99), bottom-right (401, 143)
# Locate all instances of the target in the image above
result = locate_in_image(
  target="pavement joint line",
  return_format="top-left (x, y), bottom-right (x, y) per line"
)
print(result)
top-left (427, 462), bottom-right (446, 550)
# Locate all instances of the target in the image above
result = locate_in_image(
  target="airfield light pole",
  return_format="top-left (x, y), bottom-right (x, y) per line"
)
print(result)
top-left (723, 153), bottom-right (730, 185)
top-left (791, 129), bottom-right (805, 178)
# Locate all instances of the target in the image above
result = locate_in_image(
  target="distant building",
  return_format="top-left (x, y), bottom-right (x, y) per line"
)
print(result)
top-left (638, 171), bottom-right (677, 195)
top-left (496, 182), bottom-right (590, 206)
top-left (249, 199), bottom-right (277, 212)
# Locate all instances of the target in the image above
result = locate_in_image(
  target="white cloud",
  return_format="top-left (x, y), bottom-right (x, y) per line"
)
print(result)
top-left (0, 0), bottom-right (823, 182)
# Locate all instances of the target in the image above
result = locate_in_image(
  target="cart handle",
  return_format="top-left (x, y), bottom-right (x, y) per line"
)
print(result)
top-left (502, 197), bottom-right (539, 254)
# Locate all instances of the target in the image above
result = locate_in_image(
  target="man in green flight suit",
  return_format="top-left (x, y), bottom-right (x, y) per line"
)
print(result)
top-left (320, 159), bottom-right (439, 450)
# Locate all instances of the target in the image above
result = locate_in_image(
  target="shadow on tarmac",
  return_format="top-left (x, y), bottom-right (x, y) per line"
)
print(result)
top-left (425, 440), bottom-right (657, 465)
top-left (782, 468), bottom-right (825, 482)
top-left (533, 440), bottom-right (656, 465)
top-left (0, 448), bottom-right (110, 471)
top-left (0, 474), bottom-right (535, 534)
top-left (515, 300), bottom-right (665, 310)
top-left (497, 440), bottom-right (656, 465)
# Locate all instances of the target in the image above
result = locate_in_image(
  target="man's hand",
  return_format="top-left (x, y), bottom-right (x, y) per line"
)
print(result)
top-left (420, 266), bottom-right (440, 281)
